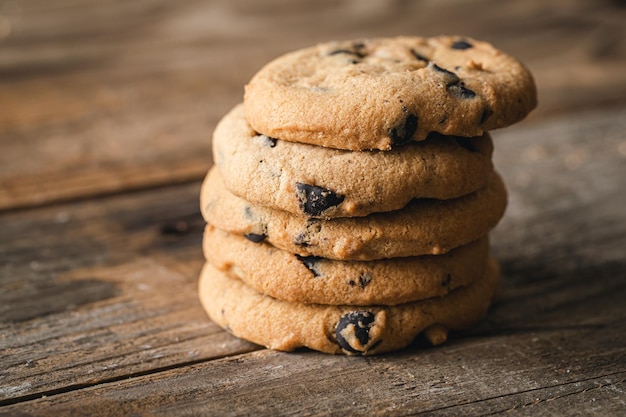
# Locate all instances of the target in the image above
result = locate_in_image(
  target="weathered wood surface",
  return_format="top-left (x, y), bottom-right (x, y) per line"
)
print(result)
top-left (1, 0), bottom-right (626, 415)
top-left (2, 107), bottom-right (625, 414)
top-left (0, 183), bottom-right (259, 405)
top-left (1, 0), bottom-right (625, 210)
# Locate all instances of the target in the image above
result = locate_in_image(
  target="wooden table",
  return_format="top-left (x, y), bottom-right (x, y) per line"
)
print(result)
top-left (1, 1), bottom-right (625, 415)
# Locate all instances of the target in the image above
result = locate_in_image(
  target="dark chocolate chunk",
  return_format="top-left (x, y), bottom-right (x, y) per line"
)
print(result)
top-left (358, 273), bottom-right (372, 289)
top-left (336, 311), bottom-right (378, 355)
top-left (429, 62), bottom-right (477, 99)
top-left (329, 49), bottom-right (353, 56)
top-left (430, 63), bottom-right (460, 85)
top-left (451, 40), bottom-right (473, 50)
top-left (410, 49), bottom-right (429, 62)
top-left (348, 276), bottom-right (377, 290)
top-left (244, 233), bottom-right (267, 243)
top-left (448, 83), bottom-right (477, 99)
top-left (242, 206), bottom-right (267, 240)
top-left (296, 183), bottom-right (344, 216)
top-left (328, 48), bottom-right (366, 59)
top-left (296, 255), bottom-right (322, 277)
top-left (389, 113), bottom-right (418, 147)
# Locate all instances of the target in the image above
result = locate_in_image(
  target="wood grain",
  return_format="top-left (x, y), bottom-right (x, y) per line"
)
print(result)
top-left (1, 306), bottom-right (623, 416)
top-left (1, 0), bottom-right (625, 210)
top-left (1, 106), bottom-right (624, 414)
top-left (1, 1), bottom-right (625, 415)
top-left (0, 183), bottom-right (259, 405)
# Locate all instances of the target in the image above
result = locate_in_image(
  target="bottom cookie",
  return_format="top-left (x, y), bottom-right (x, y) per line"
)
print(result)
top-left (198, 258), bottom-right (500, 355)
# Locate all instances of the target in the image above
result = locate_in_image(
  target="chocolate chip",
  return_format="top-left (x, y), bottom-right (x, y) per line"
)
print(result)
top-left (244, 233), bottom-right (267, 243)
top-left (348, 272), bottom-right (372, 289)
top-left (296, 255), bottom-right (322, 277)
top-left (328, 48), bottom-right (366, 59)
top-left (410, 49), bottom-right (429, 62)
top-left (336, 311), bottom-right (379, 355)
top-left (430, 63), bottom-right (460, 85)
top-left (448, 83), bottom-right (477, 99)
top-left (358, 273), bottom-right (372, 289)
top-left (389, 113), bottom-right (418, 147)
top-left (296, 183), bottom-right (344, 217)
top-left (451, 40), bottom-right (473, 50)
top-left (329, 49), bottom-right (353, 56)
top-left (329, 49), bottom-right (361, 64)
top-left (429, 63), bottom-right (476, 99)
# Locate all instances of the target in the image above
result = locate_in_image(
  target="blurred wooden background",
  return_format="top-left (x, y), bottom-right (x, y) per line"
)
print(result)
top-left (1, 0), bottom-right (625, 210)
top-left (1, 0), bottom-right (625, 415)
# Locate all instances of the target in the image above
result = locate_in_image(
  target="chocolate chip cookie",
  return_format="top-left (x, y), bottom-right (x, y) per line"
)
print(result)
top-left (198, 257), bottom-right (499, 355)
top-left (244, 36), bottom-right (537, 150)
top-left (200, 167), bottom-right (507, 260)
top-left (203, 224), bottom-right (489, 305)
top-left (214, 104), bottom-right (494, 218)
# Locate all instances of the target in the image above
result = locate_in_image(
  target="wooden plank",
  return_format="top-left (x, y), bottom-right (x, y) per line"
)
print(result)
top-left (0, 316), bottom-right (622, 416)
top-left (1, 107), bottom-right (624, 414)
top-left (0, 182), bottom-right (260, 404)
top-left (1, 0), bottom-right (625, 210)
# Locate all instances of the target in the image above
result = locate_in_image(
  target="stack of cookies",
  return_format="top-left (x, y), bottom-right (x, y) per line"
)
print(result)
top-left (199, 36), bottom-right (536, 355)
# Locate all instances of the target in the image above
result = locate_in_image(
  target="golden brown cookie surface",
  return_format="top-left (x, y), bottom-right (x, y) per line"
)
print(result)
top-left (203, 224), bottom-right (489, 306)
top-left (198, 258), bottom-right (500, 355)
top-left (200, 167), bottom-right (507, 260)
top-left (214, 104), bottom-right (494, 218)
top-left (244, 36), bottom-right (537, 150)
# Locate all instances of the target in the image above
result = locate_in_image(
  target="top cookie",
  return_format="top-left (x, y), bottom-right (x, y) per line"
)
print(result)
top-left (244, 36), bottom-right (537, 150)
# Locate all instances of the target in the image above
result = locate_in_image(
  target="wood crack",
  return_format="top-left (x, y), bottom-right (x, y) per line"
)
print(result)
top-left (0, 346), bottom-right (263, 408)
top-left (410, 370), bottom-right (626, 416)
